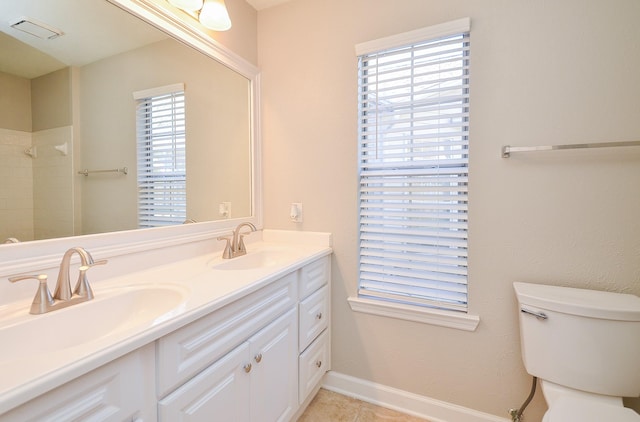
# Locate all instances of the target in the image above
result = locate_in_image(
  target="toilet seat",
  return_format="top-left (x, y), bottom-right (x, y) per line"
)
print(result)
top-left (544, 397), bottom-right (640, 422)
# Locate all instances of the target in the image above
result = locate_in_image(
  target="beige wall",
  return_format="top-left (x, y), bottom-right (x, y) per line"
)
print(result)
top-left (257, 0), bottom-right (640, 419)
top-left (31, 68), bottom-right (72, 132)
top-left (0, 72), bottom-right (31, 132)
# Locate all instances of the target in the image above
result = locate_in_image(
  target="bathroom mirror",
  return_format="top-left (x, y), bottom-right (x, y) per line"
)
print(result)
top-left (0, 0), bottom-right (259, 244)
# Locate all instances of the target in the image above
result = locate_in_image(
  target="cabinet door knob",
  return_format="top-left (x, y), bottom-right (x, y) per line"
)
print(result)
top-left (244, 363), bottom-right (252, 373)
top-left (254, 353), bottom-right (263, 363)
top-left (315, 360), bottom-right (322, 368)
top-left (316, 312), bottom-right (323, 320)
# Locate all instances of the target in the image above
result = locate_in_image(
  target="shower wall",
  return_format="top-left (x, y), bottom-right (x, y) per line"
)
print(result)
top-left (0, 68), bottom-right (75, 242)
top-left (0, 126), bottom-right (74, 242)
top-left (32, 126), bottom-right (74, 240)
top-left (0, 128), bottom-right (34, 241)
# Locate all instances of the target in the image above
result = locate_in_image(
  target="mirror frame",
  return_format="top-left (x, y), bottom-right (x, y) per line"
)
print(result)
top-left (0, 0), bottom-right (262, 277)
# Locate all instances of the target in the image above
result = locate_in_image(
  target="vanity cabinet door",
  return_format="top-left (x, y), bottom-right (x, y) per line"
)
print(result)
top-left (248, 308), bottom-right (298, 422)
top-left (158, 342), bottom-right (251, 422)
top-left (0, 344), bottom-right (156, 422)
top-left (158, 308), bottom-right (297, 422)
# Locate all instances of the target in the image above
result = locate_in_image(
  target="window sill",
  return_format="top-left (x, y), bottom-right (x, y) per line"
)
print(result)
top-left (347, 297), bottom-right (480, 332)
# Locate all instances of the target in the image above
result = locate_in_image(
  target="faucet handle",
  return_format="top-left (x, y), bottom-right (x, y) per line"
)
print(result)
top-left (8, 274), bottom-right (46, 283)
top-left (217, 236), bottom-right (233, 259)
top-left (73, 260), bottom-right (108, 299)
top-left (91, 259), bottom-right (109, 267)
top-left (9, 274), bottom-right (54, 315)
top-left (237, 234), bottom-right (248, 254)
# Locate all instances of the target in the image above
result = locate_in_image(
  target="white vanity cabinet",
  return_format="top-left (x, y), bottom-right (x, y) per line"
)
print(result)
top-left (155, 273), bottom-right (298, 398)
top-left (0, 252), bottom-right (331, 422)
top-left (157, 256), bottom-right (331, 421)
top-left (156, 269), bottom-right (303, 422)
top-left (0, 344), bottom-right (156, 422)
top-left (297, 256), bottom-right (331, 405)
top-left (158, 309), bottom-right (298, 422)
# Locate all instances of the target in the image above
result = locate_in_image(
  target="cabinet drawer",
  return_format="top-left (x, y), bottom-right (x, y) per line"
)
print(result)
top-left (157, 273), bottom-right (297, 397)
top-left (298, 329), bottom-right (330, 405)
top-left (299, 256), bottom-right (330, 299)
top-left (298, 284), bottom-right (329, 352)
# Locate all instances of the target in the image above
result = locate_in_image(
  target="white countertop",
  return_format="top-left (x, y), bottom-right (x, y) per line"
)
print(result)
top-left (0, 240), bottom-right (331, 415)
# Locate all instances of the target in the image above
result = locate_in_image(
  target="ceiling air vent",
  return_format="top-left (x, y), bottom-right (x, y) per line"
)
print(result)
top-left (10, 17), bottom-right (64, 40)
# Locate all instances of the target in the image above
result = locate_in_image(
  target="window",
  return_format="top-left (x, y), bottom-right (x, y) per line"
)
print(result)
top-left (134, 84), bottom-right (186, 228)
top-left (356, 19), bottom-right (471, 315)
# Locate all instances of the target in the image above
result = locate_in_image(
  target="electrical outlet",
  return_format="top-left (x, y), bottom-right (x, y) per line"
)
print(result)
top-left (219, 202), bottom-right (231, 218)
top-left (290, 203), bottom-right (303, 223)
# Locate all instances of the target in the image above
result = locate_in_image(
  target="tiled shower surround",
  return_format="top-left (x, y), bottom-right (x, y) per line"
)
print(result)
top-left (0, 126), bottom-right (74, 242)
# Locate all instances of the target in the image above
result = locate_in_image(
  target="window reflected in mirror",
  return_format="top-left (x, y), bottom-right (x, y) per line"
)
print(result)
top-left (0, 0), bottom-right (253, 243)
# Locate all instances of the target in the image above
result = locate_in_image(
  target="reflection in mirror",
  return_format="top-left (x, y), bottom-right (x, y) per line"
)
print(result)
top-left (0, 0), bottom-right (253, 244)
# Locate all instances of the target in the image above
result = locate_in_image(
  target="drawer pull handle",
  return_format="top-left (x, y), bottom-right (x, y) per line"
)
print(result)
top-left (244, 363), bottom-right (252, 373)
top-left (255, 353), bottom-right (263, 363)
top-left (315, 360), bottom-right (322, 368)
top-left (316, 312), bottom-right (323, 320)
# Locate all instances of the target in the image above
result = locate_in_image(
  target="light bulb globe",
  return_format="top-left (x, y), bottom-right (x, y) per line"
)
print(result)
top-left (199, 0), bottom-right (232, 31)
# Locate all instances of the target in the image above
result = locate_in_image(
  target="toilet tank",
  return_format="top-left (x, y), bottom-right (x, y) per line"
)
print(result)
top-left (513, 282), bottom-right (640, 397)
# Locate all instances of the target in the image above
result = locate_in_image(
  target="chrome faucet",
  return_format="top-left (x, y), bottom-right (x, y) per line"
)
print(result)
top-left (8, 247), bottom-right (107, 314)
top-left (217, 222), bottom-right (257, 259)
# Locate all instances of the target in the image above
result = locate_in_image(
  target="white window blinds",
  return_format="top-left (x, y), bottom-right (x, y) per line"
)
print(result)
top-left (357, 20), bottom-right (470, 312)
top-left (134, 84), bottom-right (186, 228)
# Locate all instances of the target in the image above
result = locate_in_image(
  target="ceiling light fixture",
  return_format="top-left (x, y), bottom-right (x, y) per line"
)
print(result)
top-left (167, 0), bottom-right (232, 31)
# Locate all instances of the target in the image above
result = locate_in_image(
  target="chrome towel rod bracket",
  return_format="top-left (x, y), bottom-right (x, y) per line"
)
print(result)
top-left (78, 167), bottom-right (128, 176)
top-left (501, 140), bottom-right (640, 158)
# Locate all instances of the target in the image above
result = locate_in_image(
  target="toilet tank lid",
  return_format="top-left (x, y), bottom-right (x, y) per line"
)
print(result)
top-left (513, 282), bottom-right (640, 321)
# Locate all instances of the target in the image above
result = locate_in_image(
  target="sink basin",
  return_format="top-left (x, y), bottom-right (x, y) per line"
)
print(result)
top-left (212, 249), bottom-right (289, 271)
top-left (0, 284), bottom-right (187, 362)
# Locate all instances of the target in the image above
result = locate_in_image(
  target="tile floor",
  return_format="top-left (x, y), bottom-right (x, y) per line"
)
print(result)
top-left (298, 388), bottom-right (429, 421)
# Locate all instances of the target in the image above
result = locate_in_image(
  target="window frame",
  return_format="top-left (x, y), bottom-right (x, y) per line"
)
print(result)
top-left (348, 18), bottom-right (479, 331)
top-left (133, 83), bottom-right (187, 229)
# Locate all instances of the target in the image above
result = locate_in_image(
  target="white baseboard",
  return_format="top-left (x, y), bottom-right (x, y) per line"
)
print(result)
top-left (322, 371), bottom-right (510, 422)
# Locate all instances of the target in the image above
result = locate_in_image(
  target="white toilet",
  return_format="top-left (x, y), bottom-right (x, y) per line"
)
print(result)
top-left (513, 282), bottom-right (640, 422)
